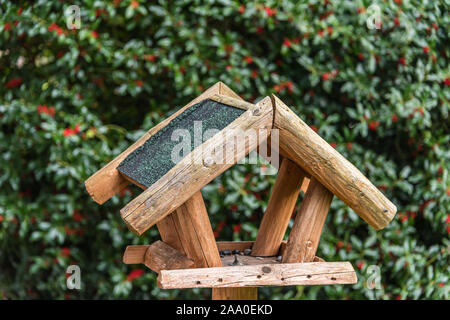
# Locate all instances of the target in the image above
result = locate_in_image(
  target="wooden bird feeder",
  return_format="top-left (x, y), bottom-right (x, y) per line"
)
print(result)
top-left (85, 82), bottom-right (397, 300)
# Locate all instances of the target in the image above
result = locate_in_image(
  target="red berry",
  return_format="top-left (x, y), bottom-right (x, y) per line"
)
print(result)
top-left (368, 120), bottom-right (380, 131)
top-left (394, 17), bottom-right (400, 26)
top-left (244, 56), bottom-right (253, 64)
top-left (238, 5), bottom-right (245, 14)
top-left (61, 248), bottom-right (71, 257)
top-left (322, 73), bottom-right (330, 81)
top-left (127, 269), bottom-right (144, 281)
top-left (423, 46), bottom-right (429, 54)
top-left (264, 7), bottom-right (276, 17)
top-left (283, 38), bottom-right (292, 48)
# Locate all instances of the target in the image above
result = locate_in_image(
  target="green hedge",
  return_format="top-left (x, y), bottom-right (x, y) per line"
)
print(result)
top-left (1, 0), bottom-right (448, 300)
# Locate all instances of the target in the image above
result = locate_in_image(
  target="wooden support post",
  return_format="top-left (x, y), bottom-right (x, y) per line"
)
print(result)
top-left (120, 173), bottom-right (187, 255)
top-left (272, 94), bottom-right (396, 230)
top-left (211, 288), bottom-right (258, 300)
top-left (283, 178), bottom-right (333, 263)
top-left (144, 241), bottom-right (194, 273)
top-left (170, 191), bottom-right (222, 268)
top-left (252, 158), bottom-right (306, 256)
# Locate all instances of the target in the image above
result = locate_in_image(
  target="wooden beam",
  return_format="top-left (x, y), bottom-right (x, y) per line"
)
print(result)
top-left (219, 82), bottom-right (243, 100)
top-left (170, 191), bottom-right (222, 268)
top-left (301, 177), bottom-right (310, 193)
top-left (252, 158), bottom-right (306, 256)
top-left (158, 261), bottom-right (357, 289)
top-left (119, 172), bottom-right (187, 255)
top-left (283, 178), bottom-right (333, 263)
top-left (272, 94), bottom-right (396, 230)
top-left (84, 82), bottom-right (223, 205)
top-left (121, 97), bottom-right (273, 235)
top-left (123, 245), bottom-right (149, 264)
top-left (144, 241), bottom-right (194, 273)
top-left (209, 94), bottom-right (254, 110)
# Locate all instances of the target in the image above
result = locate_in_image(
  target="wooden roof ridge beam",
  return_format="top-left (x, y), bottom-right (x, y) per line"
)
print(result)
top-left (84, 81), bottom-right (234, 205)
top-left (271, 94), bottom-right (397, 230)
top-left (120, 96), bottom-right (274, 235)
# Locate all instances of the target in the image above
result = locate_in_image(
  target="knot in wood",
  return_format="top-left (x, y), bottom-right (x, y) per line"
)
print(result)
top-left (203, 156), bottom-right (214, 167)
top-left (252, 107), bottom-right (261, 116)
top-left (306, 240), bottom-right (313, 248)
top-left (262, 266), bottom-right (272, 273)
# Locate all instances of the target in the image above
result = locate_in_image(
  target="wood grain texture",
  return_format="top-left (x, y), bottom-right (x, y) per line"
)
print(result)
top-left (171, 191), bottom-right (222, 268)
top-left (272, 94), bottom-right (396, 230)
top-left (84, 82), bottom-right (222, 205)
top-left (219, 82), bottom-right (243, 100)
top-left (120, 172), bottom-right (187, 254)
top-left (123, 245), bottom-right (149, 264)
top-left (158, 261), bottom-right (357, 289)
top-left (123, 242), bottom-right (324, 265)
top-left (121, 97), bottom-right (273, 235)
top-left (301, 177), bottom-right (310, 193)
top-left (283, 178), bottom-right (333, 263)
top-left (144, 241), bottom-right (194, 273)
top-left (216, 241), bottom-right (254, 251)
top-left (252, 158), bottom-right (306, 256)
top-left (209, 94), bottom-right (254, 110)
top-left (212, 288), bottom-right (258, 300)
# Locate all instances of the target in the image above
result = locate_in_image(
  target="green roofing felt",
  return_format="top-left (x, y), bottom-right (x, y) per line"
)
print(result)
top-left (117, 99), bottom-right (245, 188)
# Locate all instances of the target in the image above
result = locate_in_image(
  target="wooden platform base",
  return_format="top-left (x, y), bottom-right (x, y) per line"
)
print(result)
top-left (157, 261), bottom-right (357, 289)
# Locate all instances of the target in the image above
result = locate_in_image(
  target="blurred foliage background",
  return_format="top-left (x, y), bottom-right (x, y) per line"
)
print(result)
top-left (0, 0), bottom-right (449, 300)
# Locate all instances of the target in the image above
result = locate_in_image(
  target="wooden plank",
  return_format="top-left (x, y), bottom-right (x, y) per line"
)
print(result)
top-left (158, 261), bottom-right (357, 289)
top-left (283, 178), bottom-right (333, 263)
top-left (144, 241), bottom-right (194, 273)
top-left (212, 288), bottom-right (258, 300)
top-left (171, 191), bottom-right (222, 268)
top-left (252, 158), bottom-right (306, 256)
top-left (84, 82), bottom-right (222, 205)
top-left (121, 97), bottom-right (273, 235)
top-left (272, 94), bottom-right (396, 230)
top-left (123, 245), bottom-right (149, 264)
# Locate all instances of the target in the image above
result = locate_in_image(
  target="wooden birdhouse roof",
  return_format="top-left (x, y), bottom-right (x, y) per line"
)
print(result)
top-left (85, 81), bottom-right (396, 236)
